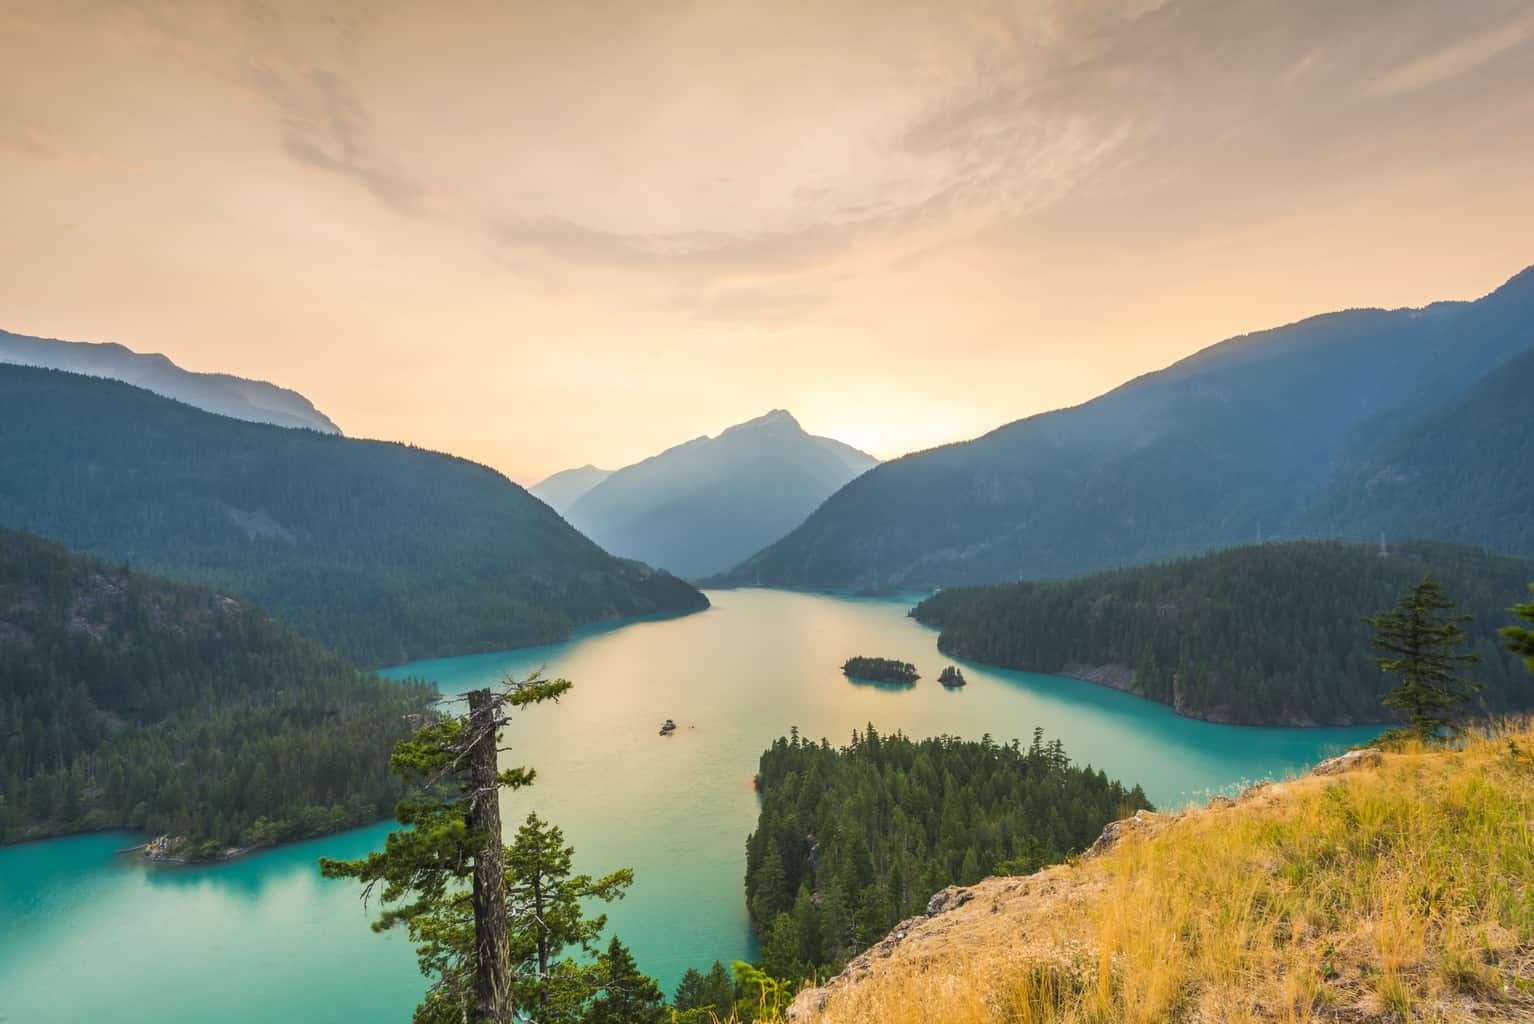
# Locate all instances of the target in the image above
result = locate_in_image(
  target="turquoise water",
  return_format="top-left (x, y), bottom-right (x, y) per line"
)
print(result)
top-left (0, 589), bottom-right (1379, 1022)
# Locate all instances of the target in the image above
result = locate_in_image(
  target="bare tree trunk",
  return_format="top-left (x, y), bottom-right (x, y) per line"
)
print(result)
top-left (467, 688), bottom-right (512, 1022)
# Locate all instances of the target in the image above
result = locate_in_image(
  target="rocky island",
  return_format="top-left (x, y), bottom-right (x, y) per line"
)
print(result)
top-left (841, 656), bottom-right (919, 684)
top-left (938, 665), bottom-right (967, 687)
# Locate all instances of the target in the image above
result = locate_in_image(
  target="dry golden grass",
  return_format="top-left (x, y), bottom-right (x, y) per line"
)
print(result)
top-left (788, 721), bottom-right (1534, 1024)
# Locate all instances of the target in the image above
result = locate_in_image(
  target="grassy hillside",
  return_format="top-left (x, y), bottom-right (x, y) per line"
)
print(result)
top-left (792, 724), bottom-right (1534, 1024)
top-left (720, 265), bottom-right (1534, 590)
top-left (0, 529), bottom-right (435, 854)
top-left (0, 365), bottom-right (707, 667)
top-left (912, 541), bottom-right (1534, 726)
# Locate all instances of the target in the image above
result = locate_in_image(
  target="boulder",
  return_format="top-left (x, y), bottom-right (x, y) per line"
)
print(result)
top-left (1311, 748), bottom-right (1383, 776)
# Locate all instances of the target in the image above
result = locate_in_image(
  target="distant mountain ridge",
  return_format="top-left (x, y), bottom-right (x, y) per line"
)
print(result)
top-left (530, 464), bottom-right (613, 513)
top-left (0, 329), bottom-right (342, 434)
top-left (719, 264), bottom-right (1534, 588)
top-left (552, 410), bottom-right (878, 579)
top-left (0, 365), bottom-right (707, 666)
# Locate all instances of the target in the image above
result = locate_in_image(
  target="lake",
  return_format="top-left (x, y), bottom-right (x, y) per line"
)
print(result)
top-left (0, 589), bottom-right (1379, 1022)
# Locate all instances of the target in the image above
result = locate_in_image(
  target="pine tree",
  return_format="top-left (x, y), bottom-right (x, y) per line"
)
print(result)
top-left (1364, 576), bottom-right (1482, 739)
top-left (500, 813), bottom-right (633, 1021)
top-left (320, 673), bottom-right (578, 1024)
top-left (585, 937), bottom-right (666, 1024)
top-left (853, 884), bottom-right (894, 949)
top-left (760, 912), bottom-right (803, 980)
top-left (750, 843), bottom-right (789, 924)
top-left (673, 962), bottom-right (734, 1020)
top-left (1502, 584), bottom-right (1534, 673)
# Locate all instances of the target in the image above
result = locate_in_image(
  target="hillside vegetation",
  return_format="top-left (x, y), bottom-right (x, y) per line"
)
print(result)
top-left (1295, 345), bottom-right (1534, 556)
top-left (0, 365), bottom-right (707, 667)
top-left (792, 724), bottom-right (1534, 1024)
top-left (721, 264), bottom-right (1534, 590)
top-left (0, 529), bottom-right (435, 854)
top-left (912, 541), bottom-right (1534, 725)
top-left (746, 728), bottom-right (1150, 978)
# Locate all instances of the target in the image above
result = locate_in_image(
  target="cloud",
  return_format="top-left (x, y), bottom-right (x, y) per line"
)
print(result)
top-left (1367, 14), bottom-right (1532, 97)
top-left (244, 65), bottom-right (424, 211)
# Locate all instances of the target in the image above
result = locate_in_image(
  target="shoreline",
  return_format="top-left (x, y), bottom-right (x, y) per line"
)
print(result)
top-left (1, 821), bottom-right (390, 866)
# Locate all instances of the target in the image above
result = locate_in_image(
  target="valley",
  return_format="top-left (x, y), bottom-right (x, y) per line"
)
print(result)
top-left (0, 588), bottom-right (1379, 1023)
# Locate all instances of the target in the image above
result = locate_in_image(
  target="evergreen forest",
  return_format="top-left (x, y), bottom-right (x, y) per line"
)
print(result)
top-left (840, 656), bottom-right (918, 683)
top-left (912, 541), bottom-right (1534, 725)
top-left (0, 528), bottom-right (436, 854)
top-left (742, 726), bottom-right (1151, 977)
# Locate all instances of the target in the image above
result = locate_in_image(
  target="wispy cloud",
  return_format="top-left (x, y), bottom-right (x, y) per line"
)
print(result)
top-left (245, 65), bottom-right (424, 211)
top-left (1367, 14), bottom-right (1531, 98)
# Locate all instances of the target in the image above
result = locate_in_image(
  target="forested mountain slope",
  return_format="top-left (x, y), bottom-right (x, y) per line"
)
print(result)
top-left (562, 410), bottom-right (878, 579)
top-left (0, 528), bottom-right (435, 852)
top-left (0, 328), bottom-right (342, 434)
top-left (720, 265), bottom-right (1534, 589)
top-left (912, 541), bottom-right (1534, 725)
top-left (1294, 344), bottom-right (1534, 555)
top-left (0, 366), bottom-right (707, 666)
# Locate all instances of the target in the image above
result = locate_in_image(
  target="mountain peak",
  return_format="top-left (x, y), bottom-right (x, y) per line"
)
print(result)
top-left (722, 408), bottom-right (802, 436)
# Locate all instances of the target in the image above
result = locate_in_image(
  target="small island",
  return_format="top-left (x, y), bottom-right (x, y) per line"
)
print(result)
top-left (842, 656), bottom-right (919, 684)
top-left (938, 665), bottom-right (967, 688)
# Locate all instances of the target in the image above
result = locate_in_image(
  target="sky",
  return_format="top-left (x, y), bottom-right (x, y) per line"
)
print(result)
top-left (3, 0), bottom-right (1533, 485)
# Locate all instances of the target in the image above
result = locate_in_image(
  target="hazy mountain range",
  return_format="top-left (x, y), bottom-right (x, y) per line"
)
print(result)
top-left (530, 464), bottom-right (614, 512)
top-left (536, 410), bottom-right (877, 579)
top-left (718, 264), bottom-right (1534, 589)
top-left (0, 365), bottom-right (706, 666)
top-left (0, 329), bottom-right (342, 434)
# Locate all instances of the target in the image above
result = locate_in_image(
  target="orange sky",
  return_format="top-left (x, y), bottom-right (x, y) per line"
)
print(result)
top-left (3, 0), bottom-right (1533, 484)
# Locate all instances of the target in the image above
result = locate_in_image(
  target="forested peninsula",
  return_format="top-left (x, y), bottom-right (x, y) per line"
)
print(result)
top-left (0, 528), bottom-right (435, 856)
top-left (912, 540), bottom-right (1534, 726)
top-left (744, 727), bottom-right (1151, 978)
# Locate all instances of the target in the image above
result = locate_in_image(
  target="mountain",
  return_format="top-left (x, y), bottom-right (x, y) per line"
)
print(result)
top-left (558, 410), bottom-right (878, 579)
top-left (530, 464), bottom-right (613, 514)
top-left (1293, 344), bottom-right (1534, 556)
top-left (787, 730), bottom-right (1533, 1024)
top-left (912, 540), bottom-right (1534, 726)
top-left (0, 527), bottom-right (434, 852)
top-left (0, 365), bottom-right (708, 667)
top-left (0, 328), bottom-right (342, 434)
top-left (719, 265), bottom-right (1534, 589)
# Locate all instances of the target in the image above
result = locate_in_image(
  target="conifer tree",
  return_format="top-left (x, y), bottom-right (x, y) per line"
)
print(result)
top-left (760, 913), bottom-right (803, 980)
top-left (504, 813), bottom-right (633, 1021)
top-left (673, 962), bottom-right (734, 1021)
top-left (1502, 584), bottom-right (1534, 673)
top-left (584, 937), bottom-right (667, 1024)
top-left (1364, 576), bottom-right (1481, 739)
top-left (321, 674), bottom-right (574, 1023)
